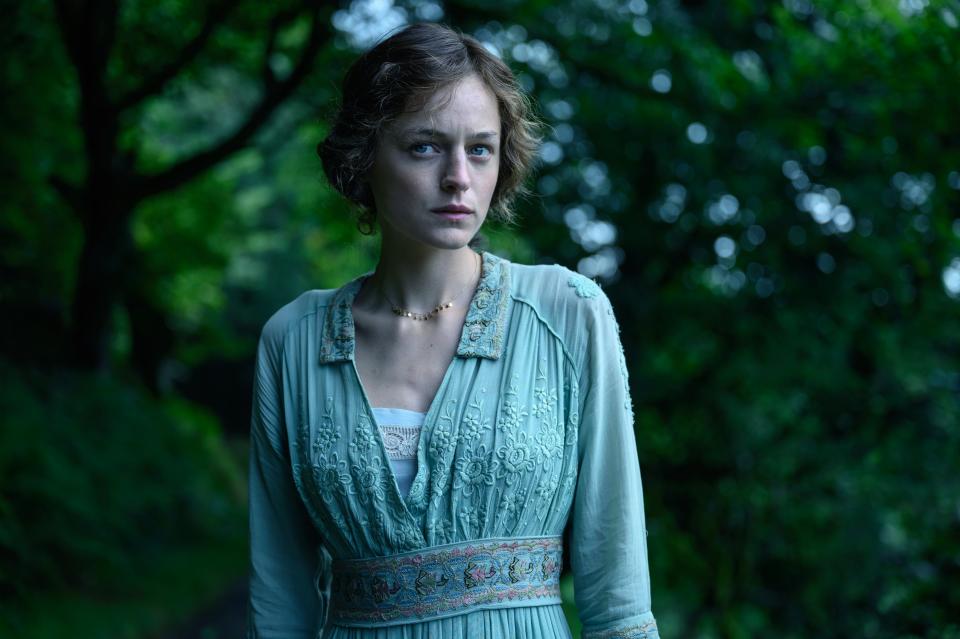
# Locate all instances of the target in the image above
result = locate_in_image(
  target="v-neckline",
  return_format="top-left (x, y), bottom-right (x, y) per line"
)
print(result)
top-left (345, 250), bottom-right (490, 527)
top-left (350, 355), bottom-right (458, 519)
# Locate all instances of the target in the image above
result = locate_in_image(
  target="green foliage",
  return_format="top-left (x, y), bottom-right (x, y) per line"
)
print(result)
top-left (0, 2), bottom-right (82, 321)
top-left (1, 538), bottom-right (246, 639)
top-left (0, 359), bottom-right (244, 596)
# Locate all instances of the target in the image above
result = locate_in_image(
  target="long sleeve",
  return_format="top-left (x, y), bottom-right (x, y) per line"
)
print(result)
top-left (570, 288), bottom-right (659, 639)
top-left (247, 324), bottom-right (326, 638)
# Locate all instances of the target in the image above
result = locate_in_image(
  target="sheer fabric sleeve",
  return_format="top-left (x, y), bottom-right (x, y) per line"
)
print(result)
top-left (571, 288), bottom-right (660, 639)
top-left (247, 325), bottom-right (326, 638)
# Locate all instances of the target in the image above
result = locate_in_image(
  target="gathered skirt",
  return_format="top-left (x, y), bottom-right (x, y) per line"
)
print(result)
top-left (322, 603), bottom-right (572, 638)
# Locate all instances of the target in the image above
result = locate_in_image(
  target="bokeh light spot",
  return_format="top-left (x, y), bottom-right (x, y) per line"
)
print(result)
top-left (650, 69), bottom-right (672, 94)
top-left (632, 17), bottom-right (653, 36)
top-left (547, 100), bottom-right (574, 120)
top-left (714, 235), bottom-right (737, 259)
top-left (687, 122), bottom-right (708, 144)
top-left (332, 0), bottom-right (408, 49)
top-left (808, 145), bottom-right (827, 166)
top-left (817, 252), bottom-right (836, 274)
top-left (552, 123), bottom-right (574, 144)
top-left (898, 0), bottom-right (929, 18)
top-left (733, 50), bottom-right (766, 85)
top-left (540, 141), bottom-right (564, 165)
top-left (746, 224), bottom-right (766, 246)
top-left (756, 278), bottom-right (774, 298)
top-left (943, 258), bottom-right (960, 299)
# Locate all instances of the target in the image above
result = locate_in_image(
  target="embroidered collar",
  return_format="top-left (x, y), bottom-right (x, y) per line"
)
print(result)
top-left (319, 250), bottom-right (511, 364)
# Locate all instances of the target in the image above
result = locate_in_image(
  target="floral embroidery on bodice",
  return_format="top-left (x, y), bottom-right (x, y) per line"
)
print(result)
top-left (294, 251), bottom-right (580, 558)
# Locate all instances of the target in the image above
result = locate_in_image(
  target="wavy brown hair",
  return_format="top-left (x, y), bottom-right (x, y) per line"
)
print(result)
top-left (318, 22), bottom-right (542, 238)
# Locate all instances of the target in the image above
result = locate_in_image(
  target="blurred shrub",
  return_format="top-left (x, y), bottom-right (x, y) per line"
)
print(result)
top-left (0, 358), bottom-right (244, 596)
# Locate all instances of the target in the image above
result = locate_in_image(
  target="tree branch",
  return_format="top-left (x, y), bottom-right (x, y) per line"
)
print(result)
top-left (131, 4), bottom-right (331, 201)
top-left (115, 0), bottom-right (239, 111)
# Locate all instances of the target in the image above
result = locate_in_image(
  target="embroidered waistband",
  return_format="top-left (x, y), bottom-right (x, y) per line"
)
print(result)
top-left (328, 535), bottom-right (563, 627)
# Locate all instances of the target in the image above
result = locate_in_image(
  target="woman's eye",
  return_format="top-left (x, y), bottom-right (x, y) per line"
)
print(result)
top-left (469, 145), bottom-right (493, 157)
top-left (410, 142), bottom-right (438, 155)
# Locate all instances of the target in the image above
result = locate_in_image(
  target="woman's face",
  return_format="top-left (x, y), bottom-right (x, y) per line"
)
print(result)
top-left (367, 73), bottom-right (501, 251)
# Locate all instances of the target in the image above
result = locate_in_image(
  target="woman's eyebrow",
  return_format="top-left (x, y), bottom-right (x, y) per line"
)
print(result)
top-left (400, 127), bottom-right (500, 140)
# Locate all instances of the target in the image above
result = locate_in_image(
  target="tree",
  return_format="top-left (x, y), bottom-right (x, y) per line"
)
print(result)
top-left (49, 0), bottom-right (333, 385)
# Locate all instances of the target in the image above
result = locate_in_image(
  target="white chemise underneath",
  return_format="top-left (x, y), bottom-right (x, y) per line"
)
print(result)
top-left (370, 407), bottom-right (425, 499)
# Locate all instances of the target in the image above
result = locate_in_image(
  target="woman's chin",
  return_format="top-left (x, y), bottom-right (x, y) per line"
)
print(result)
top-left (385, 227), bottom-right (480, 252)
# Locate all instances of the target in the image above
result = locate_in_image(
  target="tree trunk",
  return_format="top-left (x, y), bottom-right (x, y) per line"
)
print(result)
top-left (70, 204), bottom-right (134, 371)
top-left (124, 250), bottom-right (175, 393)
top-left (57, 2), bottom-right (329, 379)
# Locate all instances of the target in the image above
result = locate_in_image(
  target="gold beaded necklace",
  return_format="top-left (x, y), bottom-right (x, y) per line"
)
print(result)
top-left (377, 252), bottom-right (480, 321)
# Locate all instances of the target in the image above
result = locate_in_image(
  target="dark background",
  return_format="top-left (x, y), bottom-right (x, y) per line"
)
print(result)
top-left (2, 1), bottom-right (959, 637)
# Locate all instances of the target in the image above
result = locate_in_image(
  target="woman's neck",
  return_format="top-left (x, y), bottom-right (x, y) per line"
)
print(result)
top-left (359, 245), bottom-right (482, 314)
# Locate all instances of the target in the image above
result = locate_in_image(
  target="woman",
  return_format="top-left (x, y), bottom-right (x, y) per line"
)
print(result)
top-left (247, 22), bottom-right (659, 639)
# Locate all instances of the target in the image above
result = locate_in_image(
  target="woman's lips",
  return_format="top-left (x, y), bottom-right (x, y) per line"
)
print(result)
top-left (433, 211), bottom-right (471, 220)
top-left (432, 206), bottom-right (473, 220)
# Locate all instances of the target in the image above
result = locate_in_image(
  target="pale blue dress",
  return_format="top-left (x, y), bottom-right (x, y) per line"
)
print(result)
top-left (246, 250), bottom-right (659, 638)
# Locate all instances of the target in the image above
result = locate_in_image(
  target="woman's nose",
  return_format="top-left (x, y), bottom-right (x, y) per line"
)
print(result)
top-left (441, 151), bottom-right (470, 192)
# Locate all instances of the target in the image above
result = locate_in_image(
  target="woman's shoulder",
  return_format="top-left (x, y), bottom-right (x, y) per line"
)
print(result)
top-left (509, 259), bottom-right (611, 312)
top-left (508, 259), bottom-right (614, 354)
top-left (258, 284), bottom-right (345, 346)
